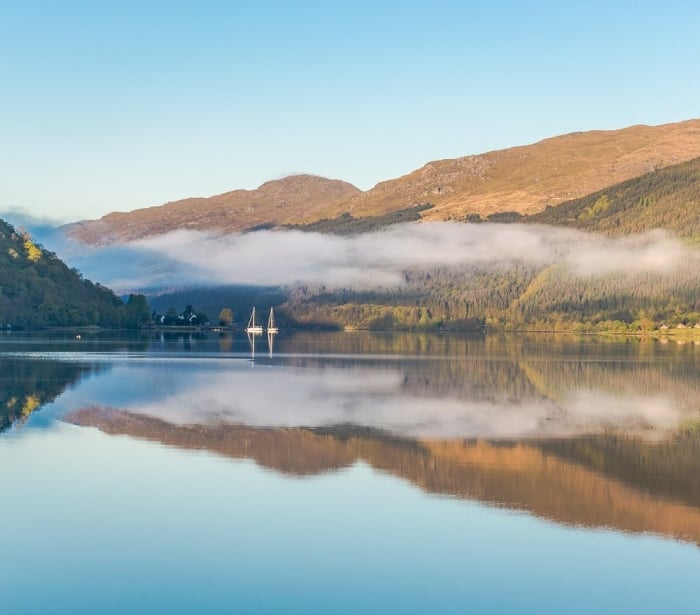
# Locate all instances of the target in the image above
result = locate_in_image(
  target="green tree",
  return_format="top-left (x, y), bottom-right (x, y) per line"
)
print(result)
top-left (125, 294), bottom-right (150, 328)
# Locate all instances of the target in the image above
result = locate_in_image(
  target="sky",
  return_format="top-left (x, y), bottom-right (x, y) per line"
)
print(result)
top-left (1, 0), bottom-right (700, 222)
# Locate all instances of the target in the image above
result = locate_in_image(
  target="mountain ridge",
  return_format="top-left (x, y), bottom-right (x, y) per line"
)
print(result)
top-left (66, 118), bottom-right (700, 245)
top-left (65, 174), bottom-right (361, 245)
top-left (336, 119), bottom-right (700, 222)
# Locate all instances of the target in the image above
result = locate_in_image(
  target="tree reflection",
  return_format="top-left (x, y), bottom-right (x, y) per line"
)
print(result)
top-left (0, 359), bottom-right (101, 432)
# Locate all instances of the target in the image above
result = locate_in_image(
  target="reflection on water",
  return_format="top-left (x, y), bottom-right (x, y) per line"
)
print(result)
top-left (3, 333), bottom-right (698, 536)
top-left (3, 332), bottom-right (700, 542)
top-left (0, 358), bottom-right (103, 432)
top-left (24, 332), bottom-right (696, 441)
top-left (3, 331), bottom-right (700, 612)
top-left (0, 331), bottom-right (147, 431)
top-left (67, 408), bottom-right (700, 547)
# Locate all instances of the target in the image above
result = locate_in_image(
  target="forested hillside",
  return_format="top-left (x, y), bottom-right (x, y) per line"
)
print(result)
top-left (148, 254), bottom-right (700, 333)
top-left (527, 156), bottom-right (700, 236)
top-left (144, 154), bottom-right (700, 333)
top-left (0, 219), bottom-right (149, 328)
top-left (274, 262), bottom-right (700, 332)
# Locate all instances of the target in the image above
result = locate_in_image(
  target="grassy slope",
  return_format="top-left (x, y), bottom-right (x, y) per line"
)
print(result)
top-left (331, 119), bottom-right (700, 221)
top-left (67, 175), bottom-right (361, 245)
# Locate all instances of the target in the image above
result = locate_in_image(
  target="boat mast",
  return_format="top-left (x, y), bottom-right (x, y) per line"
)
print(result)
top-left (267, 307), bottom-right (279, 334)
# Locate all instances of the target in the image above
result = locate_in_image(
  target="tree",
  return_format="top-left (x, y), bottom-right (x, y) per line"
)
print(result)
top-left (218, 307), bottom-right (234, 326)
top-left (125, 294), bottom-right (150, 328)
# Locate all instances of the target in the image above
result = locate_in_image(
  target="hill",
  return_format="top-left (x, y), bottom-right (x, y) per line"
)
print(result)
top-left (271, 260), bottom-right (700, 333)
top-left (335, 119), bottom-right (700, 222)
top-left (526, 156), bottom-right (700, 236)
top-left (228, 149), bottom-right (700, 333)
top-left (0, 219), bottom-right (149, 328)
top-left (143, 153), bottom-right (700, 334)
top-left (66, 119), bottom-right (700, 245)
top-left (66, 174), bottom-right (361, 245)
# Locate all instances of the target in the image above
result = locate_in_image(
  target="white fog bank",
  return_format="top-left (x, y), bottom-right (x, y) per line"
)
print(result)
top-left (45, 222), bottom-right (697, 293)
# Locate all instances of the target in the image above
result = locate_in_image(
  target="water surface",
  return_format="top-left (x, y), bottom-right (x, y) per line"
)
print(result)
top-left (1, 331), bottom-right (700, 614)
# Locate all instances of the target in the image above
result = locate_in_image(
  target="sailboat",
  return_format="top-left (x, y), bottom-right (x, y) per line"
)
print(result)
top-left (267, 307), bottom-right (279, 334)
top-left (245, 307), bottom-right (263, 334)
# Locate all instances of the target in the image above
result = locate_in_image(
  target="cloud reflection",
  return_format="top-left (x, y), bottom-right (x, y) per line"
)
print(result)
top-left (62, 363), bottom-right (695, 439)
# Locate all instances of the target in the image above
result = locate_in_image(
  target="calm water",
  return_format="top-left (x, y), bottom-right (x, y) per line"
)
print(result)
top-left (1, 331), bottom-right (700, 614)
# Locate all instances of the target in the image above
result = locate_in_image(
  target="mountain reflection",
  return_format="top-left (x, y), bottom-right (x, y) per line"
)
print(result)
top-left (68, 407), bottom-right (700, 546)
top-left (8, 331), bottom-right (700, 545)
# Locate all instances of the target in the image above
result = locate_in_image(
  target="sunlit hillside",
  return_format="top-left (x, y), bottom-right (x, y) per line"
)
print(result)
top-left (66, 119), bottom-right (700, 245)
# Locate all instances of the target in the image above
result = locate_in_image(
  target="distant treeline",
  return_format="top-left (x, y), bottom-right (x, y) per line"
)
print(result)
top-left (279, 261), bottom-right (700, 333)
top-left (149, 258), bottom-right (700, 334)
top-left (284, 203), bottom-right (433, 235)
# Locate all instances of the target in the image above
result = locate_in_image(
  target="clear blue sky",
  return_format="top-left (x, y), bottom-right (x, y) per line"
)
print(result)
top-left (1, 0), bottom-right (699, 221)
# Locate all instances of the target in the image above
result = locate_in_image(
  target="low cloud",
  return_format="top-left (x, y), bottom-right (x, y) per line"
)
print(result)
top-left (566, 229), bottom-right (687, 276)
top-left (22, 221), bottom-right (698, 293)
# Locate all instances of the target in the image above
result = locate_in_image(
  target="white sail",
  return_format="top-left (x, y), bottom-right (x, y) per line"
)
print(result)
top-left (245, 307), bottom-right (263, 334)
top-left (267, 307), bottom-right (279, 334)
